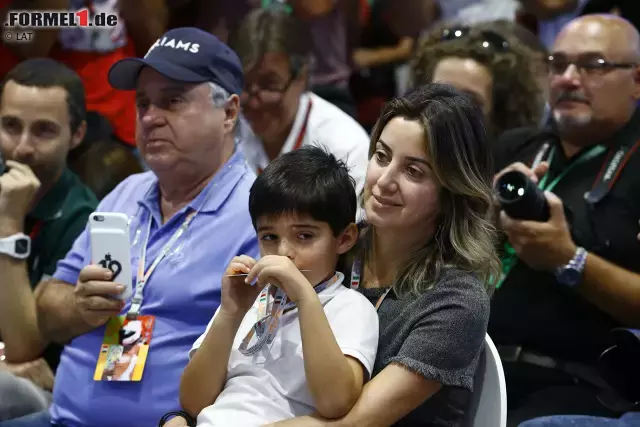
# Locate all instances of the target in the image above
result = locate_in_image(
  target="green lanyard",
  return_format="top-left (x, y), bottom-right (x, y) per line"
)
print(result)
top-left (261, 0), bottom-right (293, 13)
top-left (493, 144), bottom-right (606, 289)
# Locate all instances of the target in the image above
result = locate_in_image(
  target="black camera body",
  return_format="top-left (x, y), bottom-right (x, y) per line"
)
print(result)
top-left (495, 170), bottom-right (550, 222)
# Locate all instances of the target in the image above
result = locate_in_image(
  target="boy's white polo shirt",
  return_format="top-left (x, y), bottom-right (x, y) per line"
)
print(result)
top-left (238, 92), bottom-right (371, 196)
top-left (190, 273), bottom-right (379, 427)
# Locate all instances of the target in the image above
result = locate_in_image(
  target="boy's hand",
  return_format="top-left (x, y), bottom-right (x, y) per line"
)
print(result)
top-left (220, 255), bottom-right (260, 317)
top-left (246, 255), bottom-right (312, 303)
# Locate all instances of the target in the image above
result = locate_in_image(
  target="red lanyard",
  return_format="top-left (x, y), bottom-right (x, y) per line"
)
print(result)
top-left (256, 99), bottom-right (313, 175)
top-left (292, 98), bottom-right (313, 151)
top-left (586, 139), bottom-right (640, 204)
top-left (29, 220), bottom-right (44, 240)
top-left (350, 258), bottom-right (391, 310)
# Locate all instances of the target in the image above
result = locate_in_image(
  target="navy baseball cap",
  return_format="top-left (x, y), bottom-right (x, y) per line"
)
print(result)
top-left (108, 27), bottom-right (243, 95)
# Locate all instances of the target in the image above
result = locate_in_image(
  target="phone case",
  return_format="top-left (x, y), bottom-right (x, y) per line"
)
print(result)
top-left (89, 212), bottom-right (133, 301)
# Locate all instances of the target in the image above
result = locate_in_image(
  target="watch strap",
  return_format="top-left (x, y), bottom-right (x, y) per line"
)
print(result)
top-left (0, 233), bottom-right (31, 259)
top-left (573, 247), bottom-right (588, 272)
top-left (555, 246), bottom-right (587, 281)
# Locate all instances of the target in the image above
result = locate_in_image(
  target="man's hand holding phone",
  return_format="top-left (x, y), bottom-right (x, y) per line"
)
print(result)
top-left (74, 265), bottom-right (126, 328)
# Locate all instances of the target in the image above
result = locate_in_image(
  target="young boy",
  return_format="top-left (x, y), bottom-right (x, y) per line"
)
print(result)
top-left (179, 147), bottom-right (379, 426)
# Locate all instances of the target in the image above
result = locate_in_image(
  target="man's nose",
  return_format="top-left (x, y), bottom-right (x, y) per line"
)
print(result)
top-left (140, 104), bottom-right (166, 128)
top-left (555, 64), bottom-right (581, 86)
top-left (14, 133), bottom-right (35, 158)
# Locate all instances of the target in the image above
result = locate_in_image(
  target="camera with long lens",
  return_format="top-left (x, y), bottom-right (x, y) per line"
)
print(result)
top-left (495, 170), bottom-right (550, 222)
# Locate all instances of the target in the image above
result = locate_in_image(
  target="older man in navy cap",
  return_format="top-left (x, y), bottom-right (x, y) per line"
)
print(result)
top-left (0, 28), bottom-right (260, 427)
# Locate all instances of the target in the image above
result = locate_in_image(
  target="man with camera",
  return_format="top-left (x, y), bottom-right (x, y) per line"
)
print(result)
top-left (489, 14), bottom-right (640, 426)
top-left (0, 59), bottom-right (99, 421)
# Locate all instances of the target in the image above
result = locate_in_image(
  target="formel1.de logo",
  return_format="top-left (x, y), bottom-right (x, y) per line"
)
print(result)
top-left (3, 8), bottom-right (118, 42)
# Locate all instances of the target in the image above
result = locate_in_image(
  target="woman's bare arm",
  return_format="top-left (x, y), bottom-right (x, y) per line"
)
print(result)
top-left (266, 363), bottom-right (443, 427)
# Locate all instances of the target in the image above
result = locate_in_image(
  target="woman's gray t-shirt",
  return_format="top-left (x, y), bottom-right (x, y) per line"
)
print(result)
top-left (357, 268), bottom-right (490, 426)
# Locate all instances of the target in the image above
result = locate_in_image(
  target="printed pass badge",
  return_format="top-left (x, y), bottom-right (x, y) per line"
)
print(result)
top-left (94, 315), bottom-right (155, 382)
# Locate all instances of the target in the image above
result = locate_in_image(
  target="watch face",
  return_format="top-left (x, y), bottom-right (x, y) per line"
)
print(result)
top-left (558, 268), bottom-right (581, 286)
top-left (14, 238), bottom-right (29, 255)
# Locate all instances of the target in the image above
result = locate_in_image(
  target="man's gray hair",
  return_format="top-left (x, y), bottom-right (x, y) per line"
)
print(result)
top-left (208, 82), bottom-right (231, 107)
top-left (207, 81), bottom-right (250, 143)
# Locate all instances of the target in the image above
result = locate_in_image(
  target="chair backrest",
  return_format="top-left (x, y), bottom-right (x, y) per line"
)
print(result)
top-left (463, 334), bottom-right (507, 427)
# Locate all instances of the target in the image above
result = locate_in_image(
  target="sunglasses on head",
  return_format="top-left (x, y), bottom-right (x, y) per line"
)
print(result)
top-left (441, 26), bottom-right (510, 52)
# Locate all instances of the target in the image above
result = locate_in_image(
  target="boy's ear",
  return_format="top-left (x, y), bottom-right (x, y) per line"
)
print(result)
top-left (336, 223), bottom-right (358, 255)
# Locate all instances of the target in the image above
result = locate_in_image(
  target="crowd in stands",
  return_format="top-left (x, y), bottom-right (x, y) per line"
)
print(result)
top-left (0, 1), bottom-right (638, 426)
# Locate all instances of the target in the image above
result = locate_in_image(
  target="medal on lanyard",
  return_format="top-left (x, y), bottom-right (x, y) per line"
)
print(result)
top-left (350, 258), bottom-right (391, 310)
top-left (239, 273), bottom-right (338, 356)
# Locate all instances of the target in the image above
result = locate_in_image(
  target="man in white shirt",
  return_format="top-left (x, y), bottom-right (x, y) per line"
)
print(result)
top-left (228, 7), bottom-right (370, 197)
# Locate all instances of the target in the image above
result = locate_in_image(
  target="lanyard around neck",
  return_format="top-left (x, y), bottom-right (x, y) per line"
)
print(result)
top-left (256, 99), bottom-right (312, 175)
top-left (125, 176), bottom-right (218, 320)
top-left (537, 144), bottom-right (607, 192)
top-left (238, 272), bottom-right (340, 356)
top-left (350, 258), bottom-right (391, 311)
top-left (126, 210), bottom-right (198, 319)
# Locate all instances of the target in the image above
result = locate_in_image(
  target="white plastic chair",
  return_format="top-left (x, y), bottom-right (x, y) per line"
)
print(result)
top-left (464, 334), bottom-right (508, 427)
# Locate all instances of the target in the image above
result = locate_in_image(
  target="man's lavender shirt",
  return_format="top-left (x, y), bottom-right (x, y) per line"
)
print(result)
top-left (48, 150), bottom-right (260, 427)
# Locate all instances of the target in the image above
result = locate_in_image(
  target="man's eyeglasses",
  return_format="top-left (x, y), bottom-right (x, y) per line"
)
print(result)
top-left (547, 54), bottom-right (638, 76)
top-left (440, 26), bottom-right (510, 53)
top-left (240, 75), bottom-right (295, 106)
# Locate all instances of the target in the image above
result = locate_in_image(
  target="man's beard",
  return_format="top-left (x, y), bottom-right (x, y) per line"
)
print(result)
top-left (553, 110), bottom-right (593, 133)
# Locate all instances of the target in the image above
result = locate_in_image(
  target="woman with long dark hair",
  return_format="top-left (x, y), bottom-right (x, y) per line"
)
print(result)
top-left (267, 83), bottom-right (500, 426)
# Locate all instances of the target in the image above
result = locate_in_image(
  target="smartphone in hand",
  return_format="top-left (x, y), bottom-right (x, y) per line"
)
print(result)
top-left (89, 212), bottom-right (133, 301)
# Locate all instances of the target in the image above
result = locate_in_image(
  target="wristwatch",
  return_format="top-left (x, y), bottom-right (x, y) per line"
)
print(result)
top-left (555, 246), bottom-right (588, 287)
top-left (0, 233), bottom-right (31, 260)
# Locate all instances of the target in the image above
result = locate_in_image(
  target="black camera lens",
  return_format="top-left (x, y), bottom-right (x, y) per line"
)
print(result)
top-left (497, 172), bottom-right (527, 202)
top-left (495, 170), bottom-right (550, 222)
top-left (93, 215), bottom-right (105, 222)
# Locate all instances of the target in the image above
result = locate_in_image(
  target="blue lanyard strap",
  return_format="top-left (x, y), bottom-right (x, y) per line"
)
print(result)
top-left (127, 211), bottom-right (198, 319)
top-left (238, 273), bottom-right (340, 356)
top-left (126, 179), bottom-right (217, 319)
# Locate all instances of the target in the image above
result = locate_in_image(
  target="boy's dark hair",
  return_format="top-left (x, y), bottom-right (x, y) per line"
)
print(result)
top-left (249, 146), bottom-right (357, 236)
top-left (1, 58), bottom-right (86, 133)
